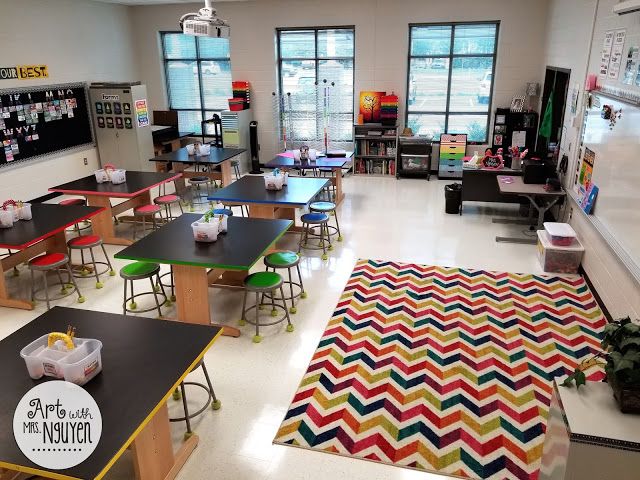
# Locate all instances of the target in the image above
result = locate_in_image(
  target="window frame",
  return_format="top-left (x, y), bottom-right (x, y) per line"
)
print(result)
top-left (276, 25), bottom-right (356, 142)
top-left (405, 21), bottom-right (500, 144)
top-left (160, 31), bottom-right (232, 135)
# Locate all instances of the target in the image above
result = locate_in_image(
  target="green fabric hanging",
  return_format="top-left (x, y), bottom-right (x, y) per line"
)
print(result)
top-left (539, 90), bottom-right (554, 139)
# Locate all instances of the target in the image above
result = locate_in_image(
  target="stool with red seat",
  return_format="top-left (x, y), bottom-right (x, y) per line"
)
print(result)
top-left (67, 235), bottom-right (115, 289)
top-left (29, 252), bottom-right (85, 310)
top-left (59, 197), bottom-right (91, 233)
top-left (132, 204), bottom-right (162, 239)
top-left (154, 194), bottom-right (183, 221)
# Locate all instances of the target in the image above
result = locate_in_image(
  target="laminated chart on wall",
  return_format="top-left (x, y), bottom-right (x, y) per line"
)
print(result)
top-left (0, 83), bottom-right (92, 168)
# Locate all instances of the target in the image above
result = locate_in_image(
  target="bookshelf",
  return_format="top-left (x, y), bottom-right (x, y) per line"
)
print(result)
top-left (353, 124), bottom-right (399, 176)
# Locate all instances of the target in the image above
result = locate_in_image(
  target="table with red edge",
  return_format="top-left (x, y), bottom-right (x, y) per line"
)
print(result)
top-left (0, 203), bottom-right (103, 310)
top-left (49, 172), bottom-right (182, 246)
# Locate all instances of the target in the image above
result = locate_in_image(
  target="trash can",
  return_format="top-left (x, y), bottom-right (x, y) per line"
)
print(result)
top-left (445, 183), bottom-right (462, 214)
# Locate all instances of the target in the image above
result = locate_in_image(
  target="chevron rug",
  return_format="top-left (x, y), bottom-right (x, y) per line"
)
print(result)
top-left (274, 260), bottom-right (606, 480)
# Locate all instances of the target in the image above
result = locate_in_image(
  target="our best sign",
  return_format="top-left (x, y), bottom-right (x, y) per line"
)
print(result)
top-left (0, 65), bottom-right (49, 80)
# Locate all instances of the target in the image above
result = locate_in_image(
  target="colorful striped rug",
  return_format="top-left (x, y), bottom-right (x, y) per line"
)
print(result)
top-left (274, 260), bottom-right (606, 480)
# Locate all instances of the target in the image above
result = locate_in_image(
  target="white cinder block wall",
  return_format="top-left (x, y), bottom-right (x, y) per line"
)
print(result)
top-left (0, 0), bottom-right (137, 202)
top-left (541, 0), bottom-right (640, 319)
top-left (130, 0), bottom-right (549, 163)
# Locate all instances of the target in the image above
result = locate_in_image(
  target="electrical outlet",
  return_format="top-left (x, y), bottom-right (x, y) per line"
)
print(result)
top-left (83, 157), bottom-right (88, 165)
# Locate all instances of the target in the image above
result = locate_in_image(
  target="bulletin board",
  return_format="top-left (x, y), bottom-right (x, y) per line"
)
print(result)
top-left (0, 82), bottom-right (93, 169)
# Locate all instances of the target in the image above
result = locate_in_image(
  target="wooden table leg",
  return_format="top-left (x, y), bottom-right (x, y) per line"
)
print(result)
top-left (248, 204), bottom-right (276, 219)
top-left (173, 163), bottom-right (187, 193)
top-left (333, 168), bottom-right (345, 205)
top-left (131, 403), bottom-right (197, 480)
top-left (85, 195), bottom-right (132, 246)
top-left (220, 160), bottom-right (233, 187)
top-left (173, 264), bottom-right (240, 337)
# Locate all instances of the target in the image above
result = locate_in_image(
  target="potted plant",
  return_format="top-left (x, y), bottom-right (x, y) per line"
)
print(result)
top-left (563, 317), bottom-right (640, 413)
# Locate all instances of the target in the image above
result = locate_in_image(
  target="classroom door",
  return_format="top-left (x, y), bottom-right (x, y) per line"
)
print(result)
top-left (537, 67), bottom-right (570, 161)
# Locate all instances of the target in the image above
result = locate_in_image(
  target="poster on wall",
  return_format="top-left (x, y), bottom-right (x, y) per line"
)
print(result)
top-left (622, 46), bottom-right (639, 85)
top-left (600, 30), bottom-right (615, 77)
top-left (608, 29), bottom-right (627, 80)
top-left (578, 147), bottom-right (596, 195)
top-left (135, 99), bottom-right (149, 127)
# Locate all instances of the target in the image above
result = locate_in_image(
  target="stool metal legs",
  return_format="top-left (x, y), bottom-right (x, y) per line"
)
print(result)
top-left (240, 287), bottom-right (293, 343)
top-left (298, 222), bottom-right (331, 260)
top-left (170, 360), bottom-right (221, 440)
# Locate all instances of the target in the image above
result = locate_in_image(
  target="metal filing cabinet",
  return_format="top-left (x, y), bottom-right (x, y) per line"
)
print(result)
top-left (438, 133), bottom-right (467, 179)
top-left (221, 109), bottom-right (252, 174)
top-left (89, 82), bottom-right (154, 172)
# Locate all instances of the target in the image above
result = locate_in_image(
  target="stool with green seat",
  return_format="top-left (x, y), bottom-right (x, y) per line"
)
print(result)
top-left (120, 261), bottom-right (167, 317)
top-left (263, 251), bottom-right (306, 314)
top-left (239, 271), bottom-right (293, 343)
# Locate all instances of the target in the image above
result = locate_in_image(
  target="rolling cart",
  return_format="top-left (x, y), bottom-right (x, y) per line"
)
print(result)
top-left (396, 136), bottom-right (432, 180)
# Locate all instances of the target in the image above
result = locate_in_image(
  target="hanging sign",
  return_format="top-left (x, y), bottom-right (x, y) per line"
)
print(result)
top-left (135, 99), bottom-right (149, 127)
top-left (0, 65), bottom-right (49, 81)
top-left (600, 31), bottom-right (614, 77)
top-left (608, 29), bottom-right (627, 80)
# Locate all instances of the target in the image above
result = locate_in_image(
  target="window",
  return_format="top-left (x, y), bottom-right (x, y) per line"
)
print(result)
top-left (406, 23), bottom-right (499, 143)
top-left (161, 32), bottom-right (232, 135)
top-left (277, 27), bottom-right (355, 146)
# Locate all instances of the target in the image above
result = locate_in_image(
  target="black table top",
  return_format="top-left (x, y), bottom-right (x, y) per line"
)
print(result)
top-left (115, 214), bottom-right (292, 269)
top-left (49, 172), bottom-right (182, 198)
top-left (151, 146), bottom-right (245, 165)
top-left (0, 204), bottom-right (102, 250)
top-left (266, 155), bottom-right (349, 169)
top-left (0, 307), bottom-right (221, 480)
top-left (208, 176), bottom-right (329, 207)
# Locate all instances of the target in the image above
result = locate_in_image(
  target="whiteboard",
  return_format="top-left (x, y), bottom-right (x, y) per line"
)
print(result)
top-left (580, 93), bottom-right (640, 279)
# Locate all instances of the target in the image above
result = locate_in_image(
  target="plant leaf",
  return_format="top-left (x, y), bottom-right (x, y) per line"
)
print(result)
top-left (614, 358), bottom-right (635, 373)
top-left (575, 370), bottom-right (587, 388)
top-left (619, 337), bottom-right (640, 351)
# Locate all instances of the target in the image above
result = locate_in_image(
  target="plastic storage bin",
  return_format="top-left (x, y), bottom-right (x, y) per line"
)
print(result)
top-left (20, 335), bottom-right (103, 386)
top-left (544, 222), bottom-right (577, 247)
top-left (191, 219), bottom-right (220, 242)
top-left (537, 230), bottom-right (584, 274)
top-left (264, 174), bottom-right (285, 191)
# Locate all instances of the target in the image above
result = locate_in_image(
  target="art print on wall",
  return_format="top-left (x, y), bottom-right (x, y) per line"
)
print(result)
top-left (359, 91), bottom-right (385, 123)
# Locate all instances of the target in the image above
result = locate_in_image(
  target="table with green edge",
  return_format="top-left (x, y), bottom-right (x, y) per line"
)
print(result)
top-left (115, 214), bottom-right (292, 337)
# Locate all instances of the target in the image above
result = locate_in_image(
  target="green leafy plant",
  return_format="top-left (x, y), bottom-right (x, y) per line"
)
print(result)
top-left (563, 317), bottom-right (640, 388)
top-left (202, 210), bottom-right (214, 223)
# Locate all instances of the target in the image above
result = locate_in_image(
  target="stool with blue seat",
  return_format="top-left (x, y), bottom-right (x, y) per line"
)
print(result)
top-left (239, 271), bottom-right (293, 343)
top-left (67, 235), bottom-right (115, 289)
top-left (263, 251), bottom-right (306, 314)
top-left (120, 261), bottom-right (167, 317)
top-left (29, 252), bottom-right (85, 310)
top-left (309, 201), bottom-right (342, 242)
top-left (298, 212), bottom-right (331, 260)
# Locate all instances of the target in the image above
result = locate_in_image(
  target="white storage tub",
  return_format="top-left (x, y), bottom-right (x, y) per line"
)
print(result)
top-left (544, 222), bottom-right (577, 247)
top-left (537, 230), bottom-right (584, 274)
top-left (20, 335), bottom-right (103, 386)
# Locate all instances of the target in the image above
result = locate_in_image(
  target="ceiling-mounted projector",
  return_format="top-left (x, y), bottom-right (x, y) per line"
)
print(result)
top-left (613, 0), bottom-right (640, 15)
top-left (179, 0), bottom-right (230, 38)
